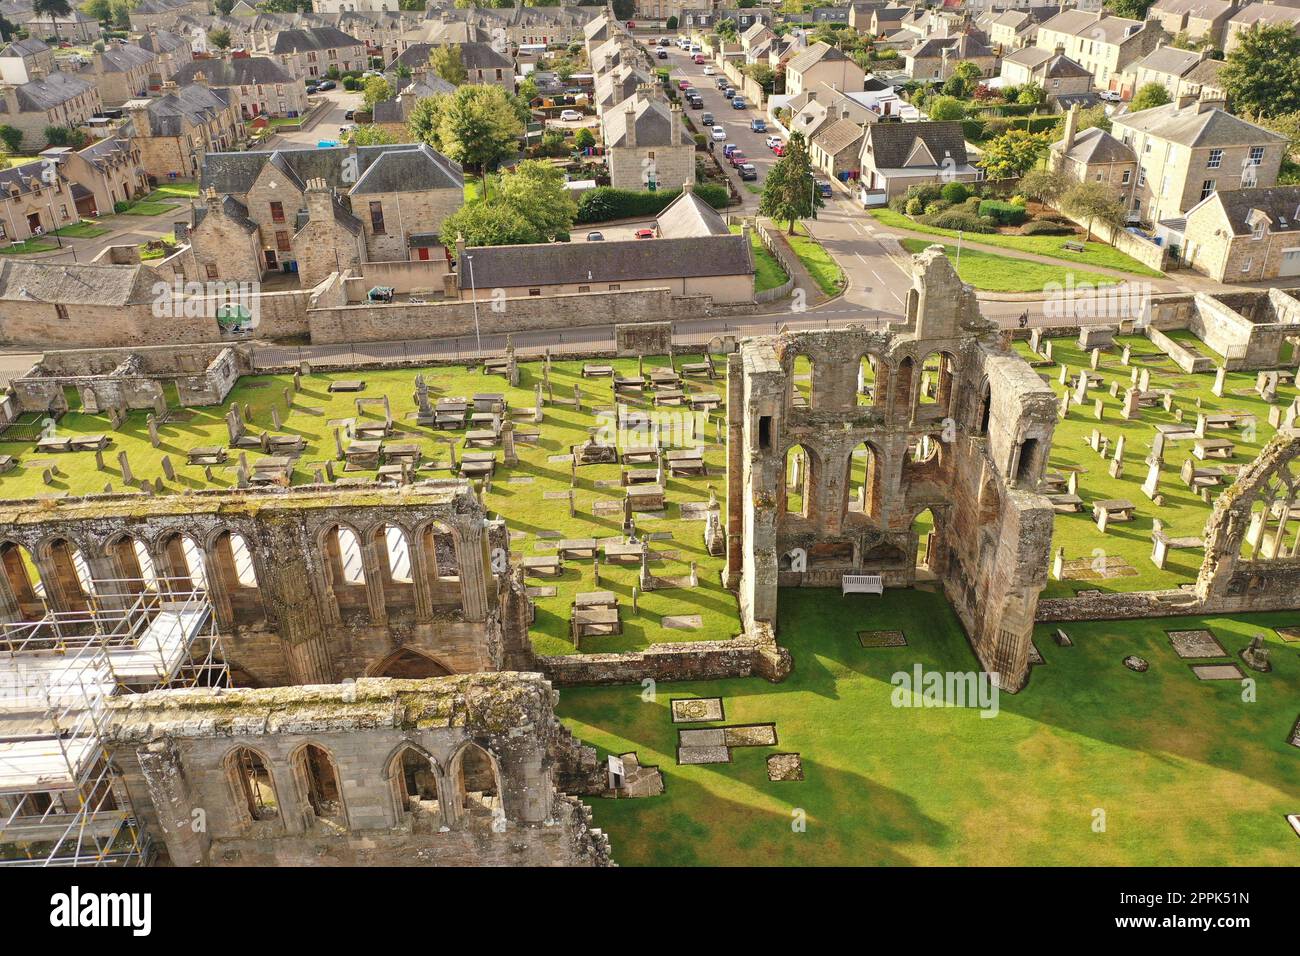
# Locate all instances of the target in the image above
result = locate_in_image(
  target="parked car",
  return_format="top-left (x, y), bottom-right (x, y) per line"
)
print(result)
top-left (559, 109), bottom-right (583, 122)
top-left (729, 150), bottom-right (747, 167)
top-left (306, 84), bottom-right (320, 94)
top-left (711, 125), bottom-right (726, 141)
top-left (657, 48), bottom-right (668, 59)
top-left (738, 163), bottom-right (758, 181)
top-left (586, 231), bottom-right (605, 241)
top-left (765, 135), bottom-right (781, 149)
top-left (715, 77), bottom-right (729, 90)
top-left (749, 117), bottom-right (767, 132)
top-left (339, 124), bottom-right (358, 136)
top-left (772, 143), bottom-right (786, 156)
top-left (682, 86), bottom-right (696, 97)
top-left (687, 95), bottom-right (704, 109)
top-left (678, 79), bottom-right (693, 90)
top-left (658, 37), bottom-right (669, 46)
top-left (723, 86), bottom-right (736, 98)
top-left (1098, 90), bottom-right (1122, 102)
top-left (732, 96), bottom-right (747, 109)
top-left (344, 109), bottom-right (355, 120)
top-left (634, 228), bottom-right (655, 239)
top-left (693, 53), bottom-right (705, 64)
top-left (701, 112), bottom-right (715, 126)
top-left (703, 65), bottom-right (715, 75)
top-left (317, 79), bottom-right (336, 91)
top-left (722, 143), bottom-right (738, 158)
top-left (815, 179), bottom-right (833, 197)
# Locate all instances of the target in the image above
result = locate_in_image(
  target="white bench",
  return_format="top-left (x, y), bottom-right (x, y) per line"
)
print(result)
top-left (841, 574), bottom-right (883, 596)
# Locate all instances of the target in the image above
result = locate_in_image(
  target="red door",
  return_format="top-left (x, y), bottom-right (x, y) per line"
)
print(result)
top-left (417, 247), bottom-right (430, 260)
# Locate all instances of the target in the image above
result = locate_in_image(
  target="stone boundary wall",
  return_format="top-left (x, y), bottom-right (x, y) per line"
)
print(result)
top-left (1147, 325), bottom-right (1216, 373)
top-left (539, 625), bottom-right (790, 685)
top-left (1053, 207), bottom-right (1170, 273)
top-left (751, 218), bottom-right (796, 304)
top-left (306, 287), bottom-right (731, 344)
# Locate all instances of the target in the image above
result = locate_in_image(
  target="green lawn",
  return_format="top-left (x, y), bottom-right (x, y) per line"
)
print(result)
top-left (1012, 334), bottom-right (1297, 597)
top-left (143, 182), bottom-right (199, 202)
top-left (901, 237), bottom-right (1122, 293)
top-left (51, 220), bottom-right (109, 239)
top-left (0, 358), bottom-right (739, 656)
top-left (787, 222), bottom-right (845, 296)
top-left (730, 224), bottom-right (789, 293)
top-left (872, 207), bottom-right (1165, 278)
top-left (558, 587), bottom-right (1300, 865)
top-left (121, 201), bottom-right (180, 216)
top-left (0, 238), bottom-right (56, 255)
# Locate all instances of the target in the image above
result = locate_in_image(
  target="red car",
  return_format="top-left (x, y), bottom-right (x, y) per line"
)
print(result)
top-left (678, 79), bottom-right (692, 90)
top-left (729, 150), bottom-right (747, 167)
top-left (772, 143), bottom-right (785, 156)
top-left (634, 228), bottom-right (655, 239)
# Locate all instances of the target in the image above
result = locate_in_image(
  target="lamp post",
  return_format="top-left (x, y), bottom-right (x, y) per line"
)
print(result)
top-left (465, 252), bottom-right (482, 355)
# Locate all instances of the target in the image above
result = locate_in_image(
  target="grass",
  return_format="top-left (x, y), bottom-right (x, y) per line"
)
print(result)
top-left (871, 207), bottom-right (1165, 278)
top-left (786, 222), bottom-right (845, 296)
top-left (0, 358), bottom-right (740, 657)
top-left (0, 238), bottom-right (56, 255)
top-left (557, 587), bottom-right (1300, 865)
top-left (121, 201), bottom-right (179, 216)
top-left (900, 237), bottom-right (1122, 293)
top-left (730, 224), bottom-right (788, 293)
top-left (1011, 333), bottom-right (1297, 598)
top-left (51, 220), bottom-right (109, 239)
top-left (142, 182), bottom-right (199, 202)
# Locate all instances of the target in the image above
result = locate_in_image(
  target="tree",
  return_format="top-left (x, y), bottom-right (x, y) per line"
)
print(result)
top-left (978, 129), bottom-right (1050, 180)
top-left (1220, 23), bottom-right (1300, 118)
top-left (442, 202), bottom-right (542, 249)
top-left (744, 63), bottom-right (777, 96)
top-left (408, 94), bottom-right (448, 150)
top-left (1128, 81), bottom-right (1171, 113)
top-left (494, 160), bottom-right (577, 240)
top-left (927, 95), bottom-right (965, 121)
top-left (351, 125), bottom-right (396, 146)
top-left (1063, 180), bottom-right (1126, 241)
top-left (1018, 168), bottom-right (1069, 206)
top-left (1075, 104), bottom-right (1111, 133)
top-left (213, 0), bottom-right (234, 13)
top-left (33, 0), bottom-right (71, 41)
top-left (362, 76), bottom-right (392, 112)
top-left (436, 85), bottom-right (525, 197)
top-left (1016, 82), bottom-right (1044, 106)
top-left (209, 27), bottom-right (232, 51)
top-left (1104, 0), bottom-right (1156, 19)
top-left (666, 15), bottom-right (678, 29)
top-left (0, 125), bottom-right (22, 154)
top-left (574, 126), bottom-right (596, 150)
top-left (81, 0), bottom-right (112, 23)
top-left (429, 43), bottom-right (468, 86)
top-left (758, 131), bottom-right (822, 234)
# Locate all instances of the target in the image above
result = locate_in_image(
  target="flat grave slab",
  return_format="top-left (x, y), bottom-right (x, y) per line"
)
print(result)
top-left (858, 629), bottom-right (907, 648)
top-left (662, 614), bottom-right (703, 629)
top-left (1167, 629), bottom-right (1227, 659)
top-left (723, 724), bottom-right (778, 748)
top-left (526, 586), bottom-right (557, 598)
top-left (1275, 627), bottom-right (1300, 644)
top-left (1192, 664), bottom-right (1243, 681)
top-left (678, 746), bottom-right (731, 765)
top-left (678, 728), bottom-right (725, 748)
top-left (671, 697), bottom-right (725, 723)
top-left (767, 753), bottom-right (804, 782)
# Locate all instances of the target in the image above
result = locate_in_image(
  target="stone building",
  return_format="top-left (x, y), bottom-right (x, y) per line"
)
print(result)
top-left (725, 246), bottom-right (1058, 692)
top-left (603, 92), bottom-right (694, 192)
top-left (187, 187), bottom-right (263, 283)
top-left (267, 25), bottom-right (367, 79)
top-left (70, 43), bottom-right (158, 107)
top-left (784, 41), bottom-right (867, 96)
top-left (1032, 9), bottom-right (1162, 98)
top-left (1147, 0), bottom-right (1236, 48)
top-left (39, 138), bottom-right (151, 218)
top-left (1180, 185), bottom-right (1300, 282)
top-left (0, 70), bottom-right (102, 150)
top-left (125, 83), bottom-right (244, 183)
top-left (0, 37), bottom-right (55, 84)
top-left (170, 56), bottom-right (308, 120)
top-left (0, 159), bottom-right (78, 241)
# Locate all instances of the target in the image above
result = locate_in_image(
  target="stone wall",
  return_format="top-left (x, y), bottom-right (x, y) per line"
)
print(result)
top-left (107, 675), bottom-right (614, 867)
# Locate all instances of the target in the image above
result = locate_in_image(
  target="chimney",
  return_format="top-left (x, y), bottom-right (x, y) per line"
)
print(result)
top-left (304, 177), bottom-right (333, 223)
top-left (204, 185), bottom-right (223, 215)
top-left (1196, 98), bottom-right (1215, 114)
top-left (624, 102), bottom-right (636, 147)
top-left (682, 181), bottom-right (693, 194)
top-left (1062, 102), bottom-right (1079, 154)
top-left (1176, 92), bottom-right (1196, 109)
top-left (455, 231), bottom-right (466, 266)
top-left (669, 102), bottom-right (682, 146)
top-left (193, 70), bottom-right (208, 86)
top-left (1054, 42), bottom-right (1065, 57)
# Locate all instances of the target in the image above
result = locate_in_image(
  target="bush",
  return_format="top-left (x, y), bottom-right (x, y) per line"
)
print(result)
top-left (1021, 220), bottom-right (1075, 235)
top-left (940, 182), bottom-right (970, 203)
top-left (923, 199), bottom-right (951, 216)
top-left (114, 200), bottom-right (129, 214)
top-left (342, 77), bottom-right (359, 91)
top-left (978, 199), bottom-right (1027, 226)
top-left (1008, 194), bottom-right (1027, 206)
top-left (922, 210), bottom-right (997, 233)
top-left (0, 125), bottom-right (22, 153)
top-left (905, 196), bottom-right (923, 216)
top-left (576, 184), bottom-right (729, 223)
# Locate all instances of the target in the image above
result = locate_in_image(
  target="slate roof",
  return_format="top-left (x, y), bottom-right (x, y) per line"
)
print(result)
top-left (603, 96), bottom-right (677, 149)
top-left (1039, 10), bottom-right (1146, 43)
top-left (271, 26), bottom-right (362, 55)
top-left (1115, 102), bottom-right (1287, 148)
top-left (0, 261), bottom-right (159, 306)
top-left (861, 120), bottom-right (967, 169)
top-left (1057, 126), bottom-right (1134, 164)
top-left (139, 30), bottom-right (196, 56)
top-left (787, 41), bottom-right (847, 75)
top-left (1228, 3), bottom-right (1300, 28)
top-left (0, 38), bottom-right (49, 58)
top-left (95, 44), bottom-right (157, 73)
top-left (459, 40), bottom-right (513, 71)
top-left (201, 143), bottom-right (462, 195)
top-left (1132, 45), bottom-right (1202, 77)
top-left (814, 117), bottom-right (867, 156)
top-left (1201, 185), bottom-right (1300, 236)
top-left (350, 143), bottom-right (462, 194)
top-left (1150, 0), bottom-right (1235, 17)
top-left (0, 159), bottom-right (59, 197)
top-left (1182, 57), bottom-right (1225, 88)
top-left (655, 188), bottom-right (730, 238)
top-left (463, 234), bottom-right (753, 288)
top-left (193, 193), bottom-right (257, 234)
top-left (10, 72), bottom-right (96, 113)
top-left (135, 84), bottom-right (231, 137)
top-left (171, 56), bottom-right (295, 87)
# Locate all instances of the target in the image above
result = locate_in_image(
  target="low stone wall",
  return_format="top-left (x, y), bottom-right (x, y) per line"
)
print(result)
top-left (1147, 325), bottom-right (1216, 373)
top-left (752, 218), bottom-right (796, 304)
top-left (1035, 588), bottom-right (1201, 622)
top-left (306, 287), bottom-right (726, 345)
top-left (539, 626), bottom-right (790, 686)
top-left (1055, 208), bottom-right (1170, 273)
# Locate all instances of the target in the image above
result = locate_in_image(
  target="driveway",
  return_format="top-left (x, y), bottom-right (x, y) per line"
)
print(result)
top-left (259, 87), bottom-right (364, 149)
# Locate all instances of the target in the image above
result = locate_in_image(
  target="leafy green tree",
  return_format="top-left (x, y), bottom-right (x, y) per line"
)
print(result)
top-left (408, 94), bottom-right (448, 150)
top-left (495, 160), bottom-right (577, 240)
top-left (1016, 82), bottom-right (1044, 106)
top-left (665, 15), bottom-right (678, 29)
top-left (758, 131), bottom-right (822, 234)
top-left (209, 27), bottom-right (232, 51)
top-left (927, 95), bottom-right (965, 121)
top-left (574, 126), bottom-right (596, 149)
top-left (362, 76), bottom-right (392, 112)
top-left (81, 0), bottom-right (111, 23)
top-left (1018, 167), bottom-right (1069, 205)
top-left (0, 125), bottom-right (23, 154)
top-left (436, 85), bottom-right (525, 197)
top-left (443, 203), bottom-right (541, 248)
top-left (351, 125), bottom-right (396, 146)
top-left (1220, 23), bottom-right (1300, 118)
top-left (978, 129), bottom-right (1050, 179)
top-left (1062, 180), bottom-right (1126, 241)
top-left (33, 0), bottom-right (71, 41)
top-left (429, 43), bottom-right (468, 86)
top-left (1075, 103), bottom-right (1111, 133)
top-left (213, 0), bottom-right (234, 13)
top-left (1104, 0), bottom-right (1156, 19)
top-left (1128, 81), bottom-right (1171, 113)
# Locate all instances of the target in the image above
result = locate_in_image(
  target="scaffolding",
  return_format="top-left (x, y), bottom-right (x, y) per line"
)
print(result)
top-left (0, 577), bottom-right (228, 866)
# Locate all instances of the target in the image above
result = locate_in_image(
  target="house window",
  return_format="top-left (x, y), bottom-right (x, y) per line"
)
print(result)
top-left (1241, 257), bottom-right (1252, 273)
top-left (1137, 169), bottom-right (1146, 187)
top-left (608, 283), bottom-right (621, 290)
top-left (1200, 179), bottom-right (1215, 202)
top-left (528, 288), bottom-right (541, 296)
top-left (276, 230), bottom-right (291, 252)
top-left (59, 205), bottom-right (68, 220)
top-left (270, 201), bottom-right (284, 223)
top-left (206, 263), bottom-right (219, 279)
top-left (1121, 170), bottom-right (1131, 185)
top-left (578, 285), bottom-right (590, 292)
top-left (55, 304), bottom-right (69, 321)
top-left (1249, 146), bottom-right (1264, 167)
top-left (369, 201), bottom-right (385, 234)
top-left (1206, 149), bottom-right (1222, 168)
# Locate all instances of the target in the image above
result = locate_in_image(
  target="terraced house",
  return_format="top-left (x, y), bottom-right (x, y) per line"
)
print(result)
top-left (39, 138), bottom-right (150, 218)
top-left (68, 42), bottom-right (158, 108)
top-left (1032, 9), bottom-right (1161, 97)
top-left (268, 26), bottom-right (367, 80)
top-left (0, 70), bottom-right (102, 150)
top-left (126, 83), bottom-right (243, 182)
top-left (170, 57), bottom-right (308, 120)
top-left (0, 159), bottom-right (76, 241)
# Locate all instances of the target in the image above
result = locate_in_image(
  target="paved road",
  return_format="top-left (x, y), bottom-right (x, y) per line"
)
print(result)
top-left (258, 88), bottom-right (364, 150)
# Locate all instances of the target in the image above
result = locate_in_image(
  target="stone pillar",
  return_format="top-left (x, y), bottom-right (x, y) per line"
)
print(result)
top-left (409, 532), bottom-right (435, 623)
top-left (358, 532), bottom-right (389, 626)
top-left (453, 518), bottom-right (491, 623)
top-left (259, 519), bottom-right (334, 684)
top-left (200, 543), bottom-right (234, 631)
top-left (135, 738), bottom-right (211, 867)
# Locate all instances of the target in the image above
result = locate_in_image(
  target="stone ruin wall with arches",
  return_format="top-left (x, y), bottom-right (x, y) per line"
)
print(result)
top-left (726, 247), bottom-right (1060, 692)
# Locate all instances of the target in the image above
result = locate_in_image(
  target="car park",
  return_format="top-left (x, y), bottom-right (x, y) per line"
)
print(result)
top-left (711, 125), bottom-right (726, 141)
top-left (634, 228), bottom-right (655, 239)
top-left (749, 117), bottom-right (766, 132)
top-left (559, 109), bottom-right (583, 122)
top-left (586, 231), bottom-right (604, 241)
top-left (738, 163), bottom-right (758, 181)
top-left (732, 96), bottom-right (747, 109)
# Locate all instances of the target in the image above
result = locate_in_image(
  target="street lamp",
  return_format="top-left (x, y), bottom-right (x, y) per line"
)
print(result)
top-left (465, 252), bottom-right (482, 354)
